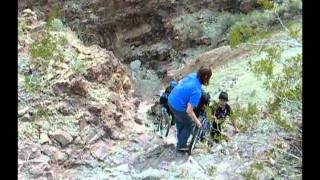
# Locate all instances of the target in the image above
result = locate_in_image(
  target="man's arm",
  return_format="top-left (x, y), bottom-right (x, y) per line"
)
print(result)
top-left (228, 105), bottom-right (239, 133)
top-left (231, 117), bottom-right (239, 133)
top-left (186, 103), bottom-right (202, 128)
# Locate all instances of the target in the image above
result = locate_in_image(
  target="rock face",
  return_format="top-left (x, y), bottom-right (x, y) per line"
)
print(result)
top-left (167, 45), bottom-right (251, 80)
top-left (130, 63), bottom-right (163, 99)
top-left (70, 76), bottom-right (89, 97)
top-left (51, 132), bottom-right (74, 147)
top-left (22, 0), bottom-right (257, 86)
top-left (239, 0), bottom-right (258, 13)
top-left (80, 126), bottom-right (105, 144)
top-left (19, 0), bottom-right (263, 91)
top-left (57, 101), bottom-right (75, 115)
top-left (90, 141), bottom-right (109, 161)
top-left (18, 9), bottom-right (142, 179)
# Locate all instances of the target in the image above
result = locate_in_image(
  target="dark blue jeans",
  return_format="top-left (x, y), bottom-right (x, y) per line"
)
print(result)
top-left (169, 104), bottom-right (194, 149)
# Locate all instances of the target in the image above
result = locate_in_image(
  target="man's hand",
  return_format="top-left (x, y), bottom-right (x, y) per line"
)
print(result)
top-left (196, 119), bottom-right (202, 129)
top-left (186, 103), bottom-right (202, 129)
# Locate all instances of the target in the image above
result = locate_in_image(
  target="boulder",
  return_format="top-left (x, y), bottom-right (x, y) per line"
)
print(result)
top-left (51, 132), bottom-right (73, 147)
top-left (58, 101), bottom-right (75, 115)
top-left (134, 117), bottom-right (144, 125)
top-left (18, 106), bottom-right (30, 117)
top-left (81, 126), bottom-right (105, 144)
top-left (130, 60), bottom-right (142, 71)
top-left (88, 105), bottom-right (103, 117)
top-left (53, 151), bottom-right (68, 163)
top-left (20, 113), bottom-right (32, 122)
top-left (70, 76), bottom-right (89, 97)
top-left (52, 82), bottom-right (70, 95)
top-left (39, 133), bottom-right (50, 144)
top-left (41, 145), bottom-right (59, 158)
top-left (90, 141), bottom-right (109, 161)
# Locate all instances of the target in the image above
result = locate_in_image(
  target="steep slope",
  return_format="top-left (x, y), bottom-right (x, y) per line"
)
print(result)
top-left (18, 0), bottom-right (302, 179)
top-left (146, 30), bottom-right (302, 179)
top-left (18, 9), bottom-right (146, 179)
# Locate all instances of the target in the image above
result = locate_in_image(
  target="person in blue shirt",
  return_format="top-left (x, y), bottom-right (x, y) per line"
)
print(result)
top-left (168, 67), bottom-right (212, 151)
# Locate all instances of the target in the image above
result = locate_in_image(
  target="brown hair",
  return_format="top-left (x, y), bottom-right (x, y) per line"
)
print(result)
top-left (197, 66), bottom-right (212, 85)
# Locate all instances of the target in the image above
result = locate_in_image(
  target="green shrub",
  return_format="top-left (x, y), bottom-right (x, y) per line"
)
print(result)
top-left (272, 111), bottom-right (294, 132)
top-left (250, 46), bottom-right (282, 79)
top-left (64, 2), bottom-right (83, 14)
top-left (257, 0), bottom-right (275, 10)
top-left (218, 13), bottom-right (238, 30)
top-left (208, 166), bottom-right (217, 176)
top-left (266, 97), bottom-right (281, 113)
top-left (242, 161), bottom-right (264, 180)
top-left (173, 15), bottom-right (204, 43)
top-left (251, 57), bottom-right (274, 78)
top-left (50, 18), bottom-right (64, 31)
top-left (58, 35), bottom-right (69, 46)
top-left (229, 25), bottom-right (243, 48)
top-left (188, 24), bottom-right (204, 41)
top-left (227, 0), bottom-right (301, 48)
top-left (30, 32), bottom-right (57, 61)
top-left (30, 29), bottom-right (68, 67)
top-left (24, 74), bottom-right (40, 93)
top-left (71, 57), bottom-right (86, 74)
top-left (288, 24), bottom-right (301, 40)
top-left (76, 27), bottom-right (94, 43)
top-left (242, 168), bottom-right (258, 180)
top-left (47, 6), bottom-right (63, 25)
top-left (228, 22), bottom-right (262, 48)
top-left (270, 54), bottom-right (301, 102)
top-left (249, 45), bottom-right (301, 131)
top-left (265, 46), bottom-right (282, 60)
top-left (227, 10), bottom-right (277, 48)
top-left (34, 104), bottom-right (51, 119)
top-left (18, 17), bottom-right (27, 36)
top-left (232, 102), bottom-right (259, 131)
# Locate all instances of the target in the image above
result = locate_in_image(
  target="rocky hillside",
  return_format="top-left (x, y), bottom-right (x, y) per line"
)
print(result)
top-left (18, 0), bottom-right (267, 84)
top-left (18, 0), bottom-right (302, 179)
top-left (18, 9), bottom-right (147, 179)
top-left (18, 0), bottom-right (302, 99)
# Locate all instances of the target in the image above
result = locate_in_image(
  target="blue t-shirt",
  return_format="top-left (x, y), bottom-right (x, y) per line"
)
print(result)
top-left (168, 73), bottom-right (202, 111)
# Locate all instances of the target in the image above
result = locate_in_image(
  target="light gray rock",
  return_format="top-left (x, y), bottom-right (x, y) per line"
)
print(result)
top-left (51, 131), bottom-right (73, 147)
top-left (114, 163), bottom-right (130, 173)
top-left (90, 141), bottom-right (109, 161)
top-left (81, 126), bottom-right (105, 144)
top-left (130, 60), bottom-right (141, 71)
top-left (134, 168), bottom-right (165, 179)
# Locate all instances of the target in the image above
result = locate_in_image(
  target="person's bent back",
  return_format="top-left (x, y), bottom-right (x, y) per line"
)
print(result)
top-left (168, 67), bottom-right (212, 151)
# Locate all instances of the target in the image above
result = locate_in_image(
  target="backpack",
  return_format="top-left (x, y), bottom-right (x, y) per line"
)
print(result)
top-left (164, 80), bottom-right (177, 94)
top-left (160, 80), bottom-right (177, 105)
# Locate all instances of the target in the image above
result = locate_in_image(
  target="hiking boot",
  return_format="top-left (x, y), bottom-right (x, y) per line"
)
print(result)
top-left (176, 145), bottom-right (189, 152)
top-left (176, 147), bottom-right (189, 152)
